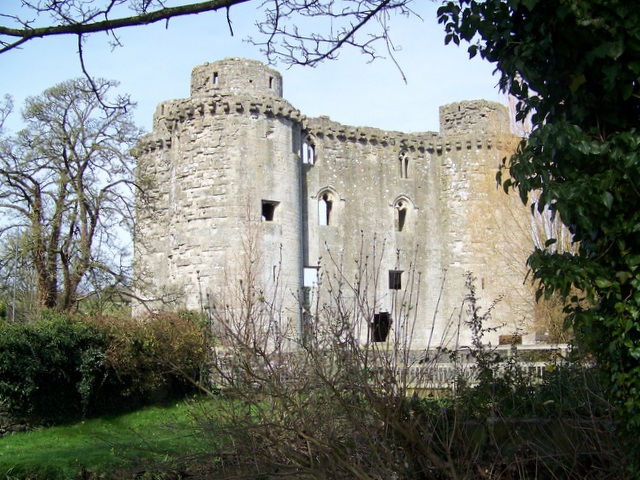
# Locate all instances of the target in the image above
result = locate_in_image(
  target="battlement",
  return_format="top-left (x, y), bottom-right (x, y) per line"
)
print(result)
top-left (190, 57), bottom-right (283, 98)
top-left (303, 116), bottom-right (509, 153)
top-left (138, 94), bottom-right (511, 156)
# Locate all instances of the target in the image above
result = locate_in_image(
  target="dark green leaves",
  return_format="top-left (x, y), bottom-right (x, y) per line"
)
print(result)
top-left (439, 0), bottom-right (640, 461)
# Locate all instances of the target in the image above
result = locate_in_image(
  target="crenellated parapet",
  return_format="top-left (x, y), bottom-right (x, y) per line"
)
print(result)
top-left (302, 113), bottom-right (513, 154)
top-left (135, 57), bottom-right (514, 158)
top-left (136, 94), bottom-right (305, 154)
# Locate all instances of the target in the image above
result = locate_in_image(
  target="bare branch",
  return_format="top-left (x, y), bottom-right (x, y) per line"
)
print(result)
top-left (252, 0), bottom-right (415, 67)
top-left (2, 1), bottom-right (417, 71)
top-left (0, 95), bottom-right (12, 132)
top-left (0, 0), bottom-right (251, 54)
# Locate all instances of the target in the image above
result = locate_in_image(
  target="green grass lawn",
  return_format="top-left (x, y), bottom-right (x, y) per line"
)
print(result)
top-left (0, 397), bottom-right (216, 479)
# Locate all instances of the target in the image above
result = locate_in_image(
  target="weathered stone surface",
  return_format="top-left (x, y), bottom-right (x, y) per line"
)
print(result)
top-left (134, 57), bottom-right (534, 348)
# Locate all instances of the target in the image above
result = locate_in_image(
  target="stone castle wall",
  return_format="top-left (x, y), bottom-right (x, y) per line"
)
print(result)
top-left (134, 57), bottom-right (534, 348)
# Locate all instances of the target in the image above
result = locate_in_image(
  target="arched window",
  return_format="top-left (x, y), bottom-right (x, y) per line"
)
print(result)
top-left (318, 192), bottom-right (333, 226)
top-left (393, 196), bottom-right (413, 232)
top-left (302, 135), bottom-right (316, 165)
top-left (398, 150), bottom-right (409, 179)
top-left (395, 201), bottom-right (407, 232)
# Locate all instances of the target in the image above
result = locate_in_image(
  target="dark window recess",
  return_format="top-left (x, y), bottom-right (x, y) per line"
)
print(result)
top-left (389, 270), bottom-right (403, 290)
top-left (372, 312), bottom-right (391, 342)
top-left (396, 201), bottom-right (407, 232)
top-left (397, 208), bottom-right (406, 231)
top-left (261, 200), bottom-right (278, 221)
top-left (213, 72), bottom-right (219, 85)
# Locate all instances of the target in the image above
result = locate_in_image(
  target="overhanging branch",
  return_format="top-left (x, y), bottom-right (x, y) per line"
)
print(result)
top-left (0, 0), bottom-right (251, 53)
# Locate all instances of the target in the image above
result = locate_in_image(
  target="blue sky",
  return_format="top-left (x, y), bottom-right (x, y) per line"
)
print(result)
top-left (0, 2), bottom-right (504, 135)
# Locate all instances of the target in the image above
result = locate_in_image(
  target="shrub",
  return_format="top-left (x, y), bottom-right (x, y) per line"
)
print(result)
top-left (0, 311), bottom-right (209, 426)
top-left (0, 312), bottom-right (106, 423)
top-left (192, 269), bottom-right (629, 478)
top-left (90, 312), bottom-right (209, 401)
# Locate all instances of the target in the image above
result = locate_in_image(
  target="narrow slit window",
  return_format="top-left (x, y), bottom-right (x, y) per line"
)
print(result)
top-left (261, 200), bottom-right (279, 222)
top-left (318, 193), bottom-right (332, 226)
top-left (398, 151), bottom-right (409, 179)
top-left (269, 76), bottom-right (274, 89)
top-left (389, 270), bottom-right (403, 290)
top-left (372, 312), bottom-right (391, 342)
top-left (213, 72), bottom-right (219, 85)
top-left (302, 137), bottom-right (316, 164)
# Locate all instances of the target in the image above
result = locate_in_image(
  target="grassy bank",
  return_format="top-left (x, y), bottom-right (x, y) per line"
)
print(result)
top-left (0, 397), bottom-right (213, 479)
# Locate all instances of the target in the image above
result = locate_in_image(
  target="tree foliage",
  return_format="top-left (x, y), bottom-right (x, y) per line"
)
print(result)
top-left (0, 78), bottom-right (142, 310)
top-left (438, 0), bottom-right (640, 439)
top-left (0, 311), bottom-right (208, 423)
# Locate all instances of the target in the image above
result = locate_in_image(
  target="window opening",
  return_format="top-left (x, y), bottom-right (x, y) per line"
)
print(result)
top-left (304, 267), bottom-right (319, 287)
top-left (318, 193), bottom-right (332, 225)
top-left (302, 138), bottom-right (316, 164)
top-left (213, 72), bottom-right (219, 85)
top-left (269, 76), bottom-right (274, 89)
top-left (395, 201), bottom-right (407, 232)
top-left (389, 270), bottom-right (403, 290)
top-left (372, 312), bottom-right (391, 342)
top-left (398, 151), bottom-right (409, 178)
top-left (261, 200), bottom-right (279, 222)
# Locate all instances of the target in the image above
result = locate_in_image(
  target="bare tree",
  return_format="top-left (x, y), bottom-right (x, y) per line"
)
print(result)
top-left (0, 232), bottom-right (40, 322)
top-left (0, 78), bottom-right (142, 310)
top-left (0, 1), bottom-right (415, 70)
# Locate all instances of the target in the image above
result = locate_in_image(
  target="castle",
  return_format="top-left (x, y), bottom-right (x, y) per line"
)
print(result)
top-left (134, 57), bottom-right (535, 349)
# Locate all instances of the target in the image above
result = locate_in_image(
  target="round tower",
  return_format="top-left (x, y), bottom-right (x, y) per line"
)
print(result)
top-left (190, 57), bottom-right (284, 98)
top-left (136, 58), bottom-right (304, 344)
top-left (439, 100), bottom-right (510, 136)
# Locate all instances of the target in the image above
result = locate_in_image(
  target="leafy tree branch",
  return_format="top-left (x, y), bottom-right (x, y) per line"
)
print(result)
top-left (438, 0), bottom-right (640, 459)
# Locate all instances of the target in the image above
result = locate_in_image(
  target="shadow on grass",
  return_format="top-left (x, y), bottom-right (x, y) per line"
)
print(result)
top-left (0, 396), bottom-right (218, 479)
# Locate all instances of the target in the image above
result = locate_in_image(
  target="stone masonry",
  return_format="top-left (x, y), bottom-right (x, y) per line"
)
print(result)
top-left (134, 57), bottom-right (535, 349)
